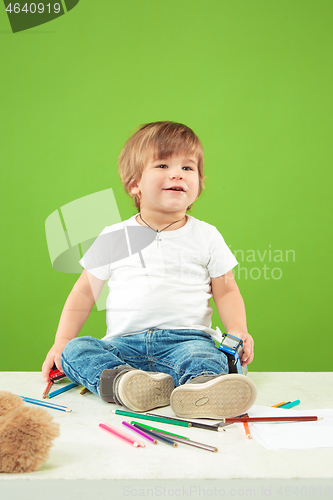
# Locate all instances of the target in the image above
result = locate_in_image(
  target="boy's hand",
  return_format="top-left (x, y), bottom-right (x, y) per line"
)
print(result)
top-left (228, 331), bottom-right (254, 367)
top-left (42, 340), bottom-right (69, 382)
top-left (41, 270), bottom-right (103, 382)
top-left (211, 273), bottom-right (253, 367)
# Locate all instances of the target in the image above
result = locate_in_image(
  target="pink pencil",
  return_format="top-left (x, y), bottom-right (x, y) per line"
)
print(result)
top-left (122, 421), bottom-right (158, 444)
top-left (99, 423), bottom-right (145, 448)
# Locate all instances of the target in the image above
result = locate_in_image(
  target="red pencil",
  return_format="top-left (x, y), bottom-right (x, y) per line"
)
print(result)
top-left (222, 416), bottom-right (319, 423)
top-left (43, 380), bottom-right (53, 399)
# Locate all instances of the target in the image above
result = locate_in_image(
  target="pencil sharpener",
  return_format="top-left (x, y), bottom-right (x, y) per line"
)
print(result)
top-left (218, 333), bottom-right (248, 375)
top-left (49, 363), bottom-right (66, 382)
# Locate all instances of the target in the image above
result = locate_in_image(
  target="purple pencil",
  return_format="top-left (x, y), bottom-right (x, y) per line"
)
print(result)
top-left (122, 421), bottom-right (158, 444)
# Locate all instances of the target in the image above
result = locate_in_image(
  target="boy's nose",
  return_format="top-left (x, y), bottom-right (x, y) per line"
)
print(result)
top-left (169, 168), bottom-right (183, 179)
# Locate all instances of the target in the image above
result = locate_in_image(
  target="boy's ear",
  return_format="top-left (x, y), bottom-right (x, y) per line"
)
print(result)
top-left (129, 178), bottom-right (140, 195)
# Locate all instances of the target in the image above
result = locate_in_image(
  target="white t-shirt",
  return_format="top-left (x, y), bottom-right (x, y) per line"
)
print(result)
top-left (79, 214), bottom-right (238, 343)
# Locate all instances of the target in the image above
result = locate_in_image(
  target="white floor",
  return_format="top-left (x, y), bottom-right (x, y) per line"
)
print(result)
top-left (0, 372), bottom-right (332, 500)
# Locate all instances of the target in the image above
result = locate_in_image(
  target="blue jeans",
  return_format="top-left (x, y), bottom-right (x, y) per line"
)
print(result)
top-left (61, 329), bottom-right (229, 396)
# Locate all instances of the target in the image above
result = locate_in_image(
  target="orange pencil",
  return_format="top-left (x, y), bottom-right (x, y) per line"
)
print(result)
top-left (243, 421), bottom-right (252, 439)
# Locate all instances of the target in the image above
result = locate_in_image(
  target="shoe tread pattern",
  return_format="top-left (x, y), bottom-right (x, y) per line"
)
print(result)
top-left (171, 377), bottom-right (256, 419)
top-left (120, 372), bottom-right (174, 412)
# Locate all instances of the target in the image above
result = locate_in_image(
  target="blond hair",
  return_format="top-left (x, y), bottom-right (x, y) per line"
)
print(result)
top-left (118, 121), bottom-right (205, 210)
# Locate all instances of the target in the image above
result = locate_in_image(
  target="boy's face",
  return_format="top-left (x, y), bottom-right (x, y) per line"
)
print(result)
top-left (130, 153), bottom-right (200, 216)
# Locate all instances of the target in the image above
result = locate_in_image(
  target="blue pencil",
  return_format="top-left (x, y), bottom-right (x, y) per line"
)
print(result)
top-left (18, 396), bottom-right (72, 412)
top-left (48, 383), bottom-right (78, 398)
top-left (132, 423), bottom-right (178, 447)
top-left (279, 400), bottom-right (301, 409)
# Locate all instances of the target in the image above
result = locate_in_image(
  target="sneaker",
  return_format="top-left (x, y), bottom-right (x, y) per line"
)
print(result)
top-left (99, 366), bottom-right (175, 412)
top-left (170, 373), bottom-right (257, 419)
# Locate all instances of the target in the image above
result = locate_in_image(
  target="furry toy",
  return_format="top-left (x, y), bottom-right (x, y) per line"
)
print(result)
top-left (0, 391), bottom-right (59, 473)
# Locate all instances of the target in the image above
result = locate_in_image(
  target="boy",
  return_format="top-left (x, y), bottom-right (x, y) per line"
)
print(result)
top-left (42, 121), bottom-right (256, 419)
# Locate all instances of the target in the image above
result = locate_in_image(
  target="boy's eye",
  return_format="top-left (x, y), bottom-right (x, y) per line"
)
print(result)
top-left (156, 164), bottom-right (194, 170)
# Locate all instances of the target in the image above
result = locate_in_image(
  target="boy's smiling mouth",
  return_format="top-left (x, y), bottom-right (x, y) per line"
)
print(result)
top-left (164, 185), bottom-right (186, 192)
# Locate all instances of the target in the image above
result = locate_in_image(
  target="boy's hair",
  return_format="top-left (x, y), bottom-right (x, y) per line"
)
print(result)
top-left (118, 121), bottom-right (205, 211)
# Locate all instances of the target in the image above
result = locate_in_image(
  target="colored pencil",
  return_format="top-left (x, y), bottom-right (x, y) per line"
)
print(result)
top-left (43, 380), bottom-right (53, 399)
top-left (278, 400), bottom-right (301, 409)
top-left (221, 416), bottom-right (319, 423)
top-left (243, 422), bottom-right (252, 439)
top-left (48, 382), bottom-right (79, 399)
top-left (122, 421), bottom-right (157, 444)
top-left (99, 423), bottom-right (144, 448)
top-left (185, 421), bottom-right (221, 431)
top-left (18, 396), bottom-right (72, 413)
top-left (145, 412), bottom-right (222, 432)
top-left (79, 387), bottom-right (90, 395)
top-left (217, 412), bottom-right (249, 429)
top-left (132, 423), bottom-right (178, 447)
top-left (134, 422), bottom-right (218, 452)
top-left (271, 402), bottom-right (287, 407)
top-left (145, 429), bottom-right (218, 453)
top-left (145, 412), bottom-right (194, 426)
top-left (130, 421), bottom-right (189, 440)
top-left (112, 409), bottom-right (190, 427)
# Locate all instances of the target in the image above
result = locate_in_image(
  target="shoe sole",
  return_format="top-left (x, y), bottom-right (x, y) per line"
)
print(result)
top-left (170, 374), bottom-right (257, 419)
top-left (118, 371), bottom-right (175, 412)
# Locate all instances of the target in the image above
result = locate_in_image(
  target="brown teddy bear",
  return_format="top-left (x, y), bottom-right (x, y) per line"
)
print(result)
top-left (0, 391), bottom-right (60, 473)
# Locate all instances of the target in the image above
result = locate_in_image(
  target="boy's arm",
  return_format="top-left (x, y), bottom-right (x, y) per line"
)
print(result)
top-left (211, 270), bottom-right (254, 366)
top-left (42, 269), bottom-right (106, 381)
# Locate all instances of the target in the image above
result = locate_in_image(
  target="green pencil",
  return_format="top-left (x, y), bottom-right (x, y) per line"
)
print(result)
top-left (112, 409), bottom-right (190, 427)
top-left (130, 420), bottom-right (189, 439)
top-left (131, 423), bottom-right (178, 447)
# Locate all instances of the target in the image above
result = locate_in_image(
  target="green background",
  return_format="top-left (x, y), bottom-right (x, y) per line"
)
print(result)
top-left (0, 0), bottom-right (332, 372)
